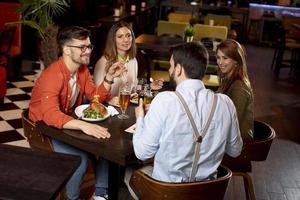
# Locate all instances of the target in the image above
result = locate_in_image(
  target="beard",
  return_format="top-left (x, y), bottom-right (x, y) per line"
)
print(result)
top-left (169, 70), bottom-right (177, 91)
top-left (71, 53), bottom-right (90, 66)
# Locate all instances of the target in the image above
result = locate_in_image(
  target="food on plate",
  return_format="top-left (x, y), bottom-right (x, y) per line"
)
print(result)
top-left (83, 95), bottom-right (108, 119)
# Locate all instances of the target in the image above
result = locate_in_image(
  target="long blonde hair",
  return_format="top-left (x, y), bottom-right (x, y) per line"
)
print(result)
top-left (216, 39), bottom-right (251, 93)
top-left (103, 21), bottom-right (136, 71)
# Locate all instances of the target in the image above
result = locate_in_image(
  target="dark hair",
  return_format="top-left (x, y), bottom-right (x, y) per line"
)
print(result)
top-left (171, 42), bottom-right (208, 79)
top-left (103, 21), bottom-right (136, 70)
top-left (57, 26), bottom-right (91, 52)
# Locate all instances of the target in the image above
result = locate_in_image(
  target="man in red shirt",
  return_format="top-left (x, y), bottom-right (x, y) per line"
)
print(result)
top-left (29, 26), bottom-right (125, 200)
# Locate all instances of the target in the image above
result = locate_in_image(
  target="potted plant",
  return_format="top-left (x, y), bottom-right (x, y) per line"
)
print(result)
top-left (184, 24), bottom-right (194, 42)
top-left (10, 0), bottom-right (70, 67)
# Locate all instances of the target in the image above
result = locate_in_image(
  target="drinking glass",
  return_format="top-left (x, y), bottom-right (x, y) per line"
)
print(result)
top-left (136, 78), bottom-right (147, 95)
top-left (118, 84), bottom-right (131, 119)
top-left (143, 85), bottom-right (153, 106)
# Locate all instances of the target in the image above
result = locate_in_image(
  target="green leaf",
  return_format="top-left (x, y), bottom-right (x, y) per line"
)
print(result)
top-left (15, 0), bottom-right (70, 39)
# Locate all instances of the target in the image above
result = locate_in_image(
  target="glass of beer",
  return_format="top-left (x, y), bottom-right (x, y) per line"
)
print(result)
top-left (118, 84), bottom-right (131, 119)
top-left (143, 87), bottom-right (153, 106)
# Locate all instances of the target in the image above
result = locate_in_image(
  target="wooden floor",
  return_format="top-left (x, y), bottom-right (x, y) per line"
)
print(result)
top-left (223, 44), bottom-right (300, 200)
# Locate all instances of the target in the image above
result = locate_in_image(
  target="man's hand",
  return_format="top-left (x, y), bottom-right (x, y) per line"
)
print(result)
top-left (135, 98), bottom-right (145, 118)
top-left (80, 122), bottom-right (111, 139)
top-left (63, 119), bottom-right (111, 139)
top-left (150, 79), bottom-right (164, 90)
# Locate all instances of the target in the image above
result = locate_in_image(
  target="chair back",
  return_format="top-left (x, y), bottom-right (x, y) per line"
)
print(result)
top-left (168, 12), bottom-right (192, 23)
top-left (245, 120), bottom-right (276, 161)
top-left (249, 7), bottom-right (264, 21)
top-left (204, 14), bottom-right (232, 30)
top-left (21, 109), bottom-right (53, 151)
top-left (157, 20), bottom-right (188, 38)
top-left (193, 24), bottom-right (228, 41)
top-left (130, 165), bottom-right (232, 200)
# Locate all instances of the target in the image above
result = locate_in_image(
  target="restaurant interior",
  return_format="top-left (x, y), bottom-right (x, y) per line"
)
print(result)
top-left (0, 0), bottom-right (300, 199)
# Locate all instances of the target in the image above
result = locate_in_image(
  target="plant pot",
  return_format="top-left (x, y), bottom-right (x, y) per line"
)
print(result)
top-left (185, 36), bottom-right (194, 43)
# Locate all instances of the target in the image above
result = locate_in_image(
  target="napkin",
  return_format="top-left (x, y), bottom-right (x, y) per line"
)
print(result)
top-left (107, 106), bottom-right (119, 116)
top-left (125, 123), bottom-right (136, 134)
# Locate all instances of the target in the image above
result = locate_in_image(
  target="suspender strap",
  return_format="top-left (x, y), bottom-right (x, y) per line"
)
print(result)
top-left (175, 91), bottom-right (218, 181)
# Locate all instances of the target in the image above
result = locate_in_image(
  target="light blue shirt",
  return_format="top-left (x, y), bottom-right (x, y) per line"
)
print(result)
top-left (133, 79), bottom-right (243, 182)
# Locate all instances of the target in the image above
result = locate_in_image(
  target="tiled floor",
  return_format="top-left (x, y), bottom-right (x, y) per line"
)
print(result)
top-left (0, 71), bottom-right (38, 147)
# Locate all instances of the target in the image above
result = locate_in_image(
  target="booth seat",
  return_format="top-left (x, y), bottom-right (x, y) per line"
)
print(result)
top-left (0, 2), bottom-right (22, 79)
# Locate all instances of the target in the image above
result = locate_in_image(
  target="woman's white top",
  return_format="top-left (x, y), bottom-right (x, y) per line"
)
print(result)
top-left (94, 56), bottom-right (138, 97)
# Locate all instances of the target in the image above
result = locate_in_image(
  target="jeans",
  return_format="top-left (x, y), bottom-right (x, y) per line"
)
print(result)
top-left (95, 158), bottom-right (108, 196)
top-left (51, 139), bottom-right (109, 199)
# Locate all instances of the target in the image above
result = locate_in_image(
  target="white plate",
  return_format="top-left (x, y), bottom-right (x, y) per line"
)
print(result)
top-left (75, 104), bottom-right (110, 122)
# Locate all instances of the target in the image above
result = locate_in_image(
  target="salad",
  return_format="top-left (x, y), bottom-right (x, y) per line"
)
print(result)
top-left (82, 95), bottom-right (108, 119)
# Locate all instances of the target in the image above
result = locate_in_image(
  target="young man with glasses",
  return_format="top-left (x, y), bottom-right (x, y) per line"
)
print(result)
top-left (29, 26), bottom-right (125, 200)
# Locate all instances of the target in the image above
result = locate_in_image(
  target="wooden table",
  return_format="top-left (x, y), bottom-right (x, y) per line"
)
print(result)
top-left (135, 34), bottom-right (219, 61)
top-left (36, 105), bottom-right (138, 200)
top-left (0, 143), bottom-right (80, 200)
top-left (136, 34), bottom-right (217, 77)
top-left (136, 33), bottom-right (185, 52)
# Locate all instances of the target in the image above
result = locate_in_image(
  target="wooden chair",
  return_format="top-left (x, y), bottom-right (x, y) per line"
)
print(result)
top-left (202, 74), bottom-right (220, 91)
top-left (222, 120), bottom-right (276, 200)
top-left (129, 165), bottom-right (232, 200)
top-left (247, 7), bottom-right (264, 43)
top-left (22, 109), bottom-right (53, 151)
top-left (168, 12), bottom-right (192, 23)
top-left (193, 24), bottom-right (228, 42)
top-left (157, 20), bottom-right (188, 38)
top-left (204, 14), bottom-right (237, 39)
top-left (272, 15), bottom-right (300, 77)
top-left (204, 14), bottom-right (231, 30)
top-left (21, 109), bottom-right (95, 200)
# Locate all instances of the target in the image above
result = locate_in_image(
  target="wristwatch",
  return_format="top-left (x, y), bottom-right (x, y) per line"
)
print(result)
top-left (104, 76), bottom-right (114, 84)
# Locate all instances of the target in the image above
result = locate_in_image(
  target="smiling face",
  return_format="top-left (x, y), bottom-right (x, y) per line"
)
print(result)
top-left (216, 49), bottom-right (237, 77)
top-left (66, 38), bottom-right (92, 66)
top-left (115, 27), bottom-right (132, 56)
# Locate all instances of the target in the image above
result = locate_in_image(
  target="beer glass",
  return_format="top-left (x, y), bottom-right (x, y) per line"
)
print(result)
top-left (143, 86), bottom-right (153, 106)
top-left (118, 84), bottom-right (131, 119)
top-left (136, 78), bottom-right (147, 95)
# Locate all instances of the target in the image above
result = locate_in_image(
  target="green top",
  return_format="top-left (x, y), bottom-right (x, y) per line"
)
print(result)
top-left (218, 80), bottom-right (254, 142)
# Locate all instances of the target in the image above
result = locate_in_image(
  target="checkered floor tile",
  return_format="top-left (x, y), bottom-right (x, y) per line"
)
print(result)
top-left (0, 71), bottom-right (39, 147)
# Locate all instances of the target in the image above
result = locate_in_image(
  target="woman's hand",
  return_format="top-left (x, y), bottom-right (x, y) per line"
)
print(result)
top-left (108, 96), bottom-right (120, 107)
top-left (150, 79), bottom-right (164, 90)
top-left (106, 61), bottom-right (126, 80)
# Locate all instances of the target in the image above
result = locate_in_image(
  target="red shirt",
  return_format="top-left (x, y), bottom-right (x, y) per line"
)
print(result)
top-left (29, 57), bottom-right (110, 129)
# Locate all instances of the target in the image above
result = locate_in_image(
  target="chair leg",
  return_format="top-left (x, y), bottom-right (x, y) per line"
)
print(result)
top-left (271, 47), bottom-right (278, 69)
top-left (233, 172), bottom-right (256, 200)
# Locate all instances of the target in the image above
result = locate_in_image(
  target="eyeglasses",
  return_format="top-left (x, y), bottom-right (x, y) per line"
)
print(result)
top-left (67, 44), bottom-right (94, 52)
